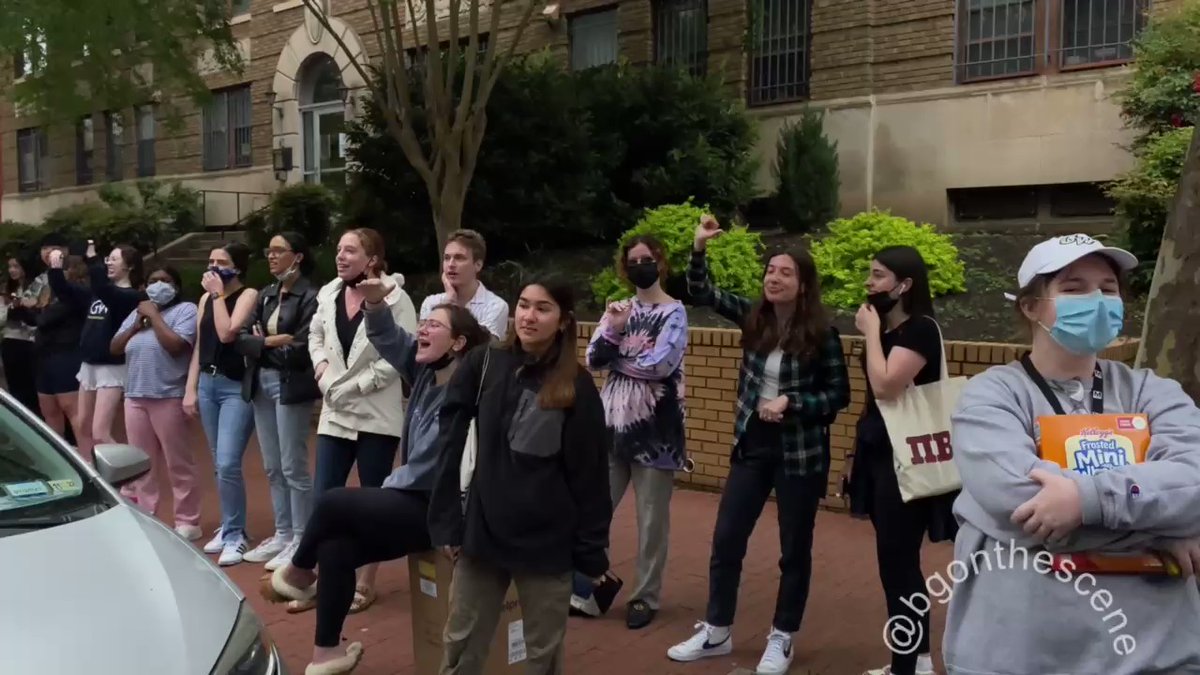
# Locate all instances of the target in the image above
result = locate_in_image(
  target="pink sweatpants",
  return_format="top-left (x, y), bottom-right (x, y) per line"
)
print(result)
top-left (121, 397), bottom-right (202, 527)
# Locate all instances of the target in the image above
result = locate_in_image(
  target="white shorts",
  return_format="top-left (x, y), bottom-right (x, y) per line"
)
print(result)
top-left (77, 363), bottom-right (127, 391)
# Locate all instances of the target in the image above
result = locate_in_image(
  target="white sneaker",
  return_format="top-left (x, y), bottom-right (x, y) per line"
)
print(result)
top-left (755, 628), bottom-right (793, 674)
top-left (175, 525), bottom-right (202, 541)
top-left (264, 539), bottom-right (300, 572)
top-left (202, 528), bottom-right (225, 554)
top-left (666, 621), bottom-right (733, 662)
top-left (218, 534), bottom-right (248, 566)
top-left (916, 653), bottom-right (934, 675)
top-left (569, 593), bottom-right (601, 618)
top-left (243, 534), bottom-right (291, 564)
top-left (862, 668), bottom-right (890, 675)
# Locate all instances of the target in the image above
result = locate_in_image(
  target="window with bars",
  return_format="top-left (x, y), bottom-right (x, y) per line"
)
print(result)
top-left (136, 105), bottom-right (156, 178)
top-left (569, 9), bottom-right (620, 71)
top-left (202, 86), bottom-right (253, 171)
top-left (748, 0), bottom-right (811, 106)
top-left (105, 112), bottom-right (124, 182)
top-left (77, 117), bottom-right (94, 186)
top-left (956, 0), bottom-right (1148, 82)
top-left (654, 0), bottom-right (708, 77)
top-left (17, 128), bottom-right (49, 193)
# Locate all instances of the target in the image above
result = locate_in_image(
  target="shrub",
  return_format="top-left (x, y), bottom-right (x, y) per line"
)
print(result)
top-left (590, 200), bottom-right (765, 305)
top-left (1107, 126), bottom-right (1194, 291)
top-left (246, 183), bottom-right (340, 254)
top-left (811, 209), bottom-right (967, 309)
top-left (0, 221), bottom-right (41, 264)
top-left (1116, 1), bottom-right (1200, 141)
top-left (771, 108), bottom-right (839, 233)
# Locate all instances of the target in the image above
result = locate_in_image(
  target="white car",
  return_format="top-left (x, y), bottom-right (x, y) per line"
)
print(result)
top-left (0, 389), bottom-right (287, 675)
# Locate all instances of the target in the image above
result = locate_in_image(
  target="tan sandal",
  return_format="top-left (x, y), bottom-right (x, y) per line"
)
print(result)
top-left (304, 642), bottom-right (364, 675)
top-left (348, 584), bottom-right (376, 614)
top-left (259, 566), bottom-right (316, 605)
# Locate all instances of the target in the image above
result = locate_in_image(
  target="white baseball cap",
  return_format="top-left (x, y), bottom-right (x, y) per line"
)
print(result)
top-left (1012, 234), bottom-right (1138, 294)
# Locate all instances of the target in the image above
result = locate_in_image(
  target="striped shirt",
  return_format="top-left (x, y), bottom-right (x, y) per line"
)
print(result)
top-left (687, 250), bottom-right (851, 477)
top-left (419, 282), bottom-right (509, 341)
top-left (118, 302), bottom-right (198, 399)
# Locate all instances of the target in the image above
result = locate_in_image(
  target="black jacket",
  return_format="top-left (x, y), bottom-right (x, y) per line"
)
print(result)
top-left (235, 276), bottom-right (321, 405)
top-left (427, 344), bottom-right (612, 578)
top-left (47, 258), bottom-right (141, 366)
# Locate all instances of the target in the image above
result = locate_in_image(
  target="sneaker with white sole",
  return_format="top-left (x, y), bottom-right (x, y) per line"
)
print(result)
top-left (175, 524), bottom-right (202, 541)
top-left (203, 528), bottom-right (226, 555)
top-left (667, 622), bottom-right (733, 662)
top-left (265, 539), bottom-right (300, 572)
top-left (244, 534), bottom-right (291, 564)
top-left (755, 628), bottom-right (794, 674)
top-left (218, 534), bottom-right (248, 566)
top-left (864, 653), bottom-right (933, 675)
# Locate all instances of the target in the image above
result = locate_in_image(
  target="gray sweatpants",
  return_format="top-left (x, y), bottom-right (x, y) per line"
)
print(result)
top-left (608, 454), bottom-right (675, 610)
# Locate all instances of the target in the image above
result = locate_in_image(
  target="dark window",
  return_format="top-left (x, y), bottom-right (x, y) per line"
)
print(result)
top-left (136, 105), bottom-right (156, 178)
top-left (569, 9), bottom-right (619, 71)
top-left (956, 0), bottom-right (1148, 82)
top-left (654, 0), bottom-right (708, 77)
top-left (950, 182), bottom-right (1118, 224)
top-left (17, 128), bottom-right (49, 193)
top-left (1049, 181), bottom-right (1115, 217)
top-left (404, 36), bottom-right (491, 76)
top-left (77, 117), bottom-right (94, 186)
top-left (232, 0), bottom-right (252, 15)
top-left (105, 111), bottom-right (124, 182)
top-left (950, 185), bottom-right (1039, 221)
top-left (748, 0), bottom-right (811, 106)
top-left (202, 86), bottom-right (253, 171)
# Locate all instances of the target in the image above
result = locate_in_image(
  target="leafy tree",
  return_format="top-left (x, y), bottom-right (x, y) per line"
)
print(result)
top-left (771, 107), bottom-right (839, 233)
top-left (1117, 0), bottom-right (1200, 142)
top-left (0, 0), bottom-right (242, 126)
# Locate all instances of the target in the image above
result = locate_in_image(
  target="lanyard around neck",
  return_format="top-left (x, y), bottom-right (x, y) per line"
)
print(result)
top-left (1019, 353), bottom-right (1103, 415)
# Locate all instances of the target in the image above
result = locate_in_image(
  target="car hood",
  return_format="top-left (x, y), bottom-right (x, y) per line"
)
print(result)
top-left (0, 504), bottom-right (241, 675)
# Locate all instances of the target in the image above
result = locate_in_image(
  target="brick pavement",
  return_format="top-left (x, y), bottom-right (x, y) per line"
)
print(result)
top-left (169, 422), bottom-right (953, 675)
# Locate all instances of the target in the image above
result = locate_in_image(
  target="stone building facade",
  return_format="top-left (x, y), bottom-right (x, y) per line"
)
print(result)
top-left (1, 0), bottom-right (1180, 230)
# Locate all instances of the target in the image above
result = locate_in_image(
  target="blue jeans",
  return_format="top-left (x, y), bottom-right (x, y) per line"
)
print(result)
top-left (198, 373), bottom-right (255, 541)
top-left (253, 369), bottom-right (314, 539)
top-left (314, 432), bottom-right (399, 495)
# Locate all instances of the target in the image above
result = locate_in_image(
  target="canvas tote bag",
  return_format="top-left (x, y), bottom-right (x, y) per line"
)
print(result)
top-left (876, 318), bottom-right (967, 502)
top-left (458, 347), bottom-right (491, 514)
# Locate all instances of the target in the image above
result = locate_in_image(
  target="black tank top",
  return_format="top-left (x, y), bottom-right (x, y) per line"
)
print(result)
top-left (199, 287), bottom-right (248, 381)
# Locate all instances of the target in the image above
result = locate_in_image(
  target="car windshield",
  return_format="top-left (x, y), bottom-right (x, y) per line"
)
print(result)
top-left (0, 396), bottom-right (99, 519)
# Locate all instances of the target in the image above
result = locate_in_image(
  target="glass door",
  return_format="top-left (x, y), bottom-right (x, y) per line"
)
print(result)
top-left (301, 104), bottom-right (347, 193)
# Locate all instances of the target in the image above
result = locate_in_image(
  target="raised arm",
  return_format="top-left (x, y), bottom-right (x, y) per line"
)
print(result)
top-left (786, 326), bottom-right (851, 424)
top-left (46, 268), bottom-right (90, 312)
top-left (363, 295), bottom-right (418, 386)
top-left (688, 216), bottom-right (753, 326)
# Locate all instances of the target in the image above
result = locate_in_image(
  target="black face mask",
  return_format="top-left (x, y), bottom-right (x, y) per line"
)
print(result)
top-left (866, 290), bottom-right (900, 315)
top-left (627, 262), bottom-right (659, 290)
top-left (345, 272), bottom-right (368, 288)
top-left (430, 352), bottom-right (455, 371)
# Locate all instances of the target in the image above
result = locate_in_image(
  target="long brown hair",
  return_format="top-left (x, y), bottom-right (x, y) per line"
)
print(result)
top-left (504, 276), bottom-right (580, 409)
top-left (741, 247), bottom-right (829, 358)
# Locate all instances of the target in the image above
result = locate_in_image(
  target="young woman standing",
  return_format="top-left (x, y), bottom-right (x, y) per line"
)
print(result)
top-left (236, 232), bottom-right (321, 572)
top-left (183, 242), bottom-right (259, 566)
top-left (308, 227), bottom-right (417, 610)
top-left (262, 298), bottom-right (491, 675)
top-left (110, 265), bottom-right (203, 539)
top-left (429, 278), bottom-right (611, 675)
top-left (37, 247), bottom-right (90, 458)
top-left (46, 241), bottom-right (144, 459)
top-left (944, 235), bottom-right (1200, 674)
top-left (1, 255), bottom-right (44, 415)
top-left (848, 246), bottom-right (956, 675)
top-left (572, 234), bottom-right (687, 629)
top-left (667, 215), bottom-right (850, 675)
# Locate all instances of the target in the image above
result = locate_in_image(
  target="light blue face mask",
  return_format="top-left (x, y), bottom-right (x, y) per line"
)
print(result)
top-left (1042, 290), bottom-right (1124, 355)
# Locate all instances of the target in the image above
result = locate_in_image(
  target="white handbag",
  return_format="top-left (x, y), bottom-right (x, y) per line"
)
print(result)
top-left (876, 318), bottom-right (968, 502)
top-left (458, 347), bottom-right (490, 513)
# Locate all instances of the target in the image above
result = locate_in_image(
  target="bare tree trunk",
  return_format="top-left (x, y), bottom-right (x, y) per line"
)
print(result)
top-left (1135, 126), bottom-right (1200, 400)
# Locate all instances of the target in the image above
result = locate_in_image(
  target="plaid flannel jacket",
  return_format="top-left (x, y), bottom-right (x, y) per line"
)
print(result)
top-left (688, 250), bottom-right (851, 476)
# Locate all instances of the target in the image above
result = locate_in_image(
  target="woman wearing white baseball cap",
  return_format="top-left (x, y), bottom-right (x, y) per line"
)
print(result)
top-left (943, 234), bottom-right (1200, 674)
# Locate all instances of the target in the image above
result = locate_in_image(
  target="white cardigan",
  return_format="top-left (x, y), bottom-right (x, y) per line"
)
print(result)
top-left (308, 272), bottom-right (418, 440)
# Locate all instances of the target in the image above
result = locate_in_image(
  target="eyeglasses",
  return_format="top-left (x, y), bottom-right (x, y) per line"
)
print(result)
top-left (263, 247), bottom-right (294, 257)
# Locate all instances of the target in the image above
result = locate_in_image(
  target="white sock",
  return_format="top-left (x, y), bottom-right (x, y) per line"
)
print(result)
top-left (916, 653), bottom-right (933, 671)
top-left (708, 624), bottom-right (731, 642)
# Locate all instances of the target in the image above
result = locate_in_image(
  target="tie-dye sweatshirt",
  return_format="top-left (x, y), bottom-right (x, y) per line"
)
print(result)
top-left (587, 299), bottom-right (688, 471)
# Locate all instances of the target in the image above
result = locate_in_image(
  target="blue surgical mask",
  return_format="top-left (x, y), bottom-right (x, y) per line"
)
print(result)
top-left (207, 265), bottom-right (239, 282)
top-left (146, 281), bottom-right (177, 306)
top-left (1043, 290), bottom-right (1124, 355)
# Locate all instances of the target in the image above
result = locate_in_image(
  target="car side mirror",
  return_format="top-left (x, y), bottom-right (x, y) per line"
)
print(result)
top-left (93, 443), bottom-right (151, 488)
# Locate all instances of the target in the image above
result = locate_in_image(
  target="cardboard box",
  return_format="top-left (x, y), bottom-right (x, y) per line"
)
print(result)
top-left (409, 551), bottom-right (527, 675)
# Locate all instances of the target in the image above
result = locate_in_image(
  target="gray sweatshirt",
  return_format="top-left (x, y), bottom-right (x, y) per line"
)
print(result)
top-left (363, 305), bottom-right (446, 493)
top-left (944, 359), bottom-right (1200, 675)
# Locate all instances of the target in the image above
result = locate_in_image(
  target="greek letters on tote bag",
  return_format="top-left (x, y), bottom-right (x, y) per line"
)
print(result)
top-left (876, 318), bottom-right (967, 502)
top-left (459, 347), bottom-right (491, 514)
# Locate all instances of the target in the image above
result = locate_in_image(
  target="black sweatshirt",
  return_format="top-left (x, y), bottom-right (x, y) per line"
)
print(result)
top-left (427, 344), bottom-right (613, 579)
top-left (47, 257), bottom-right (142, 366)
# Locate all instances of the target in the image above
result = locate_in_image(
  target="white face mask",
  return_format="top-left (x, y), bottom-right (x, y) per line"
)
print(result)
top-left (274, 261), bottom-right (299, 282)
top-left (146, 281), bottom-right (177, 306)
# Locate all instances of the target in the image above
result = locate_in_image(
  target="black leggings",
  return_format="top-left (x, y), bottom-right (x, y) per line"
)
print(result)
top-left (2, 339), bottom-right (40, 417)
top-left (291, 486), bottom-right (432, 647)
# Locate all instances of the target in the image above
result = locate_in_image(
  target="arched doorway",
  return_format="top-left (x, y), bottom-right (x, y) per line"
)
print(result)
top-left (298, 54), bottom-right (346, 191)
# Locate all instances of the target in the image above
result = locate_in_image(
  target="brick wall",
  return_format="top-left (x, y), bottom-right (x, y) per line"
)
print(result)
top-left (573, 321), bottom-right (1141, 512)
